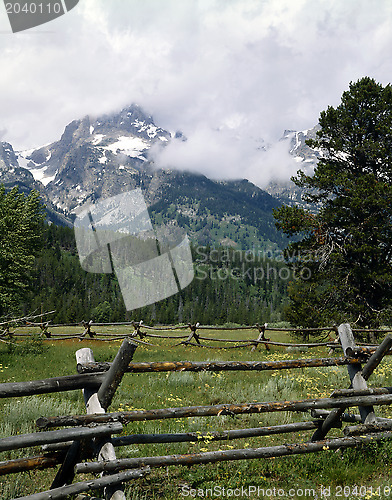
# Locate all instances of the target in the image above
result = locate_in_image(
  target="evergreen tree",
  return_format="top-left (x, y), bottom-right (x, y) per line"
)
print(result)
top-left (274, 77), bottom-right (392, 328)
top-left (0, 185), bottom-right (45, 316)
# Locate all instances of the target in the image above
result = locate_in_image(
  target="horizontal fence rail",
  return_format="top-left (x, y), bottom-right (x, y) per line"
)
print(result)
top-left (0, 358), bottom-right (363, 400)
top-left (36, 391), bottom-right (392, 429)
top-left (0, 423), bottom-right (123, 452)
top-left (74, 430), bottom-right (392, 474)
top-left (0, 373), bottom-right (105, 398)
top-left (76, 357), bottom-right (363, 374)
top-left (15, 467), bottom-right (150, 500)
top-left (0, 453), bottom-right (65, 477)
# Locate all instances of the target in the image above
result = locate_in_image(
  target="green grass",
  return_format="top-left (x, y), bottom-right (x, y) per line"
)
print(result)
top-left (1, 327), bottom-right (392, 499)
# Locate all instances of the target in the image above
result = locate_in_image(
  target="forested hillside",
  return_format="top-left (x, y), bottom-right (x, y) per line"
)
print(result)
top-left (23, 224), bottom-right (289, 325)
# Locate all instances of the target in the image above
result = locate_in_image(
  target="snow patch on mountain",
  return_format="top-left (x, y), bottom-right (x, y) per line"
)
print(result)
top-left (16, 148), bottom-right (55, 185)
top-left (27, 166), bottom-right (57, 186)
top-left (104, 135), bottom-right (149, 157)
top-left (91, 134), bottom-right (105, 145)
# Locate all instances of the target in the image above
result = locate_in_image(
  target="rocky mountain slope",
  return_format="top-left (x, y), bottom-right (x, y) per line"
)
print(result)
top-left (265, 127), bottom-right (320, 205)
top-left (17, 105), bottom-right (171, 212)
top-left (0, 142), bottom-right (70, 225)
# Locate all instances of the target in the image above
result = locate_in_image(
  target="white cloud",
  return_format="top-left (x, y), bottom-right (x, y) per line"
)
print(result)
top-left (149, 124), bottom-right (300, 188)
top-left (0, 0), bottom-right (392, 186)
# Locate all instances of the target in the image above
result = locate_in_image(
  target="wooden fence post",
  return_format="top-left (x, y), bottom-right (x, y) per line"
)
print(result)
top-left (312, 323), bottom-right (376, 441)
top-left (50, 441), bottom-right (81, 490)
top-left (76, 340), bottom-right (137, 500)
top-left (77, 348), bottom-right (125, 500)
top-left (80, 320), bottom-right (96, 339)
top-left (179, 323), bottom-right (201, 346)
top-left (251, 323), bottom-right (269, 352)
top-left (39, 322), bottom-right (51, 338)
top-left (97, 338), bottom-right (137, 411)
top-left (132, 321), bottom-right (145, 339)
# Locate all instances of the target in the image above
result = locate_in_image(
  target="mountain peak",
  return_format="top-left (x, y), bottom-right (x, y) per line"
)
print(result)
top-left (87, 104), bottom-right (169, 143)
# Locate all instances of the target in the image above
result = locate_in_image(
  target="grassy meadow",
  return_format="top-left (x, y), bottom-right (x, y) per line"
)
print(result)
top-left (1, 326), bottom-right (392, 499)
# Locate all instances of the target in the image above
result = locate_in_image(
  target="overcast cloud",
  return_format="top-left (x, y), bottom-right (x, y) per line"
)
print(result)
top-left (1, 0), bottom-right (392, 187)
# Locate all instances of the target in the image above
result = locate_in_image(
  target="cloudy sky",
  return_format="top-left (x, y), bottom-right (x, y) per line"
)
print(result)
top-left (1, 0), bottom-right (392, 187)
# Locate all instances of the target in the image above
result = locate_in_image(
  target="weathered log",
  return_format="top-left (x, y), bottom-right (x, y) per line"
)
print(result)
top-left (75, 431), bottom-right (392, 474)
top-left (344, 421), bottom-right (392, 436)
top-left (362, 334), bottom-right (392, 380)
top-left (0, 311), bottom-right (55, 327)
top-left (311, 409), bottom-right (362, 423)
top-left (80, 320), bottom-right (96, 338)
top-left (43, 421), bottom-right (324, 451)
top-left (38, 322), bottom-right (51, 338)
top-left (311, 409), bottom-right (392, 424)
top-left (180, 323), bottom-right (201, 345)
top-left (0, 452), bottom-right (65, 476)
top-left (191, 325), bottom-right (255, 331)
top-left (97, 339), bottom-right (137, 411)
top-left (51, 440), bottom-right (81, 490)
top-left (179, 341), bottom-right (256, 349)
top-left (77, 357), bottom-right (362, 375)
top-left (15, 467), bottom-right (150, 500)
top-left (353, 328), bottom-right (392, 333)
top-left (341, 324), bottom-right (376, 426)
top-left (118, 421), bottom-right (324, 445)
top-left (42, 420), bottom-right (331, 454)
top-left (42, 441), bottom-right (74, 452)
top-left (142, 333), bottom-right (189, 339)
top-left (0, 423), bottom-right (122, 452)
top-left (0, 373), bottom-right (105, 398)
top-left (331, 387), bottom-right (392, 398)
top-left (196, 336), bottom-right (256, 343)
top-left (36, 392), bottom-right (392, 429)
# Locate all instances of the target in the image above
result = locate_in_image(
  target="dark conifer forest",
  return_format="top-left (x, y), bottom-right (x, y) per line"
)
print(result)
top-left (23, 224), bottom-right (289, 325)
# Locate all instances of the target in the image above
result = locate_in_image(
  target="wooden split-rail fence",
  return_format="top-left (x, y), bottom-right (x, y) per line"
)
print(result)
top-left (1, 323), bottom-right (392, 499)
top-left (2, 316), bottom-right (390, 351)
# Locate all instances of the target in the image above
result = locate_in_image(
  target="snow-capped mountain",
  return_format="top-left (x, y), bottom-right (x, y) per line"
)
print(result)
top-left (265, 127), bottom-right (320, 205)
top-left (16, 106), bottom-right (320, 213)
top-left (0, 104), bottom-right (321, 249)
top-left (17, 104), bottom-right (171, 212)
top-left (0, 141), bottom-right (40, 191)
top-left (283, 127), bottom-right (320, 164)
